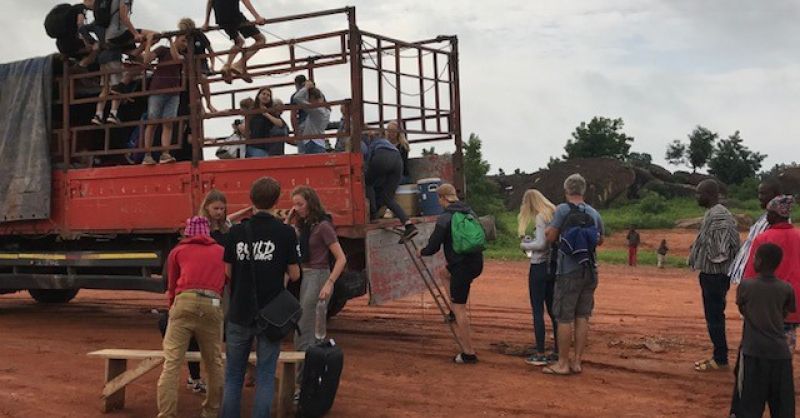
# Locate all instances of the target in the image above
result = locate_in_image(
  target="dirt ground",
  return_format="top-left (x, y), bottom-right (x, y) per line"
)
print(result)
top-left (0, 254), bottom-right (793, 417)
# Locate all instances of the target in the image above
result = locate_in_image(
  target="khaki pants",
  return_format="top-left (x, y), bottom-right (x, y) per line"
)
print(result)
top-left (157, 292), bottom-right (224, 418)
top-left (657, 254), bottom-right (666, 268)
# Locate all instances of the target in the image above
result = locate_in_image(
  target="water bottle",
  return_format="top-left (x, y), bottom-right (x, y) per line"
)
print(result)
top-left (522, 235), bottom-right (534, 258)
top-left (314, 299), bottom-right (328, 340)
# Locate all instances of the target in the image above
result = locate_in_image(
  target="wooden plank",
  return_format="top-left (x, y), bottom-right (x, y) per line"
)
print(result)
top-left (102, 359), bottom-right (127, 413)
top-left (276, 362), bottom-right (297, 418)
top-left (102, 357), bottom-right (164, 398)
top-left (88, 349), bottom-right (305, 363)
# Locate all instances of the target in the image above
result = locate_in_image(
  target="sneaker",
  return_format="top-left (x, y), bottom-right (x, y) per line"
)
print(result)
top-left (453, 353), bottom-right (478, 364)
top-left (90, 114), bottom-right (104, 125)
top-left (106, 113), bottom-right (120, 124)
top-left (445, 311), bottom-right (456, 323)
top-left (398, 223), bottom-right (419, 243)
top-left (142, 154), bottom-right (157, 165)
top-left (525, 353), bottom-right (549, 366)
top-left (159, 153), bottom-right (176, 164)
top-left (186, 378), bottom-right (207, 394)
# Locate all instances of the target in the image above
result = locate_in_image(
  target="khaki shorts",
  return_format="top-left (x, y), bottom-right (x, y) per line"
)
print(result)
top-left (553, 267), bottom-right (597, 323)
top-left (100, 61), bottom-right (123, 87)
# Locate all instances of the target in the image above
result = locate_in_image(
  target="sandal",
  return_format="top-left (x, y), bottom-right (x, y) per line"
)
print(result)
top-left (220, 65), bottom-right (233, 84)
top-left (542, 365), bottom-right (571, 376)
top-left (453, 353), bottom-right (478, 364)
top-left (230, 65), bottom-right (253, 83)
top-left (694, 359), bottom-right (727, 372)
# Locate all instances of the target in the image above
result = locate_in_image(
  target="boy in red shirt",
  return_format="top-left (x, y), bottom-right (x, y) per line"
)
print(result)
top-left (157, 216), bottom-right (227, 418)
top-left (743, 195), bottom-right (800, 350)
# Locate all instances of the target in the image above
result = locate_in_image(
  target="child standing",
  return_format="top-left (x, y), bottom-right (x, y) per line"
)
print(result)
top-left (731, 243), bottom-right (796, 418)
top-left (657, 239), bottom-right (669, 269)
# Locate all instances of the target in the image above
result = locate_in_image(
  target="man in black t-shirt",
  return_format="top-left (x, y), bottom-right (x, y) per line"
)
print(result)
top-left (731, 243), bottom-right (796, 418)
top-left (221, 177), bottom-right (301, 418)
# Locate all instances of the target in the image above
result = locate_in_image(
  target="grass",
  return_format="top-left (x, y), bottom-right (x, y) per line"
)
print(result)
top-left (484, 196), bottom-right (800, 267)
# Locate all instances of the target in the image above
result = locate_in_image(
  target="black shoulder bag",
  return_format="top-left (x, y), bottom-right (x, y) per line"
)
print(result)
top-left (245, 222), bottom-right (302, 342)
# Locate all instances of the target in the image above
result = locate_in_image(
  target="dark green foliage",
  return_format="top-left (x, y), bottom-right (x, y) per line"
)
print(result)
top-left (708, 131), bottom-right (767, 185)
top-left (628, 152), bottom-right (653, 168)
top-left (564, 117), bottom-right (633, 160)
top-left (727, 177), bottom-right (760, 201)
top-left (665, 140), bottom-right (687, 166)
top-left (760, 162), bottom-right (798, 181)
top-left (687, 126), bottom-right (717, 173)
top-left (639, 192), bottom-right (668, 214)
top-left (463, 134), bottom-right (504, 216)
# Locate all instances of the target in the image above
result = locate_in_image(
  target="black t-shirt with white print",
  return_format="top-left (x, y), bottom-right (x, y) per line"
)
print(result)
top-left (224, 211), bottom-right (300, 326)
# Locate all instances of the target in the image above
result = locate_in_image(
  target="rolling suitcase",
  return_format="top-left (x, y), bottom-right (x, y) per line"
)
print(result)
top-left (298, 339), bottom-right (343, 417)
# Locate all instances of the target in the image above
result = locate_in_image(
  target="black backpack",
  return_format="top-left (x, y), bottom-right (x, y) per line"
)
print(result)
top-left (558, 203), bottom-right (599, 266)
top-left (44, 4), bottom-right (74, 39)
top-left (298, 340), bottom-right (344, 417)
top-left (93, 0), bottom-right (118, 28)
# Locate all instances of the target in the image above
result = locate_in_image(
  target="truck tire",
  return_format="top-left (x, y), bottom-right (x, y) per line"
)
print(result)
top-left (28, 289), bottom-right (80, 304)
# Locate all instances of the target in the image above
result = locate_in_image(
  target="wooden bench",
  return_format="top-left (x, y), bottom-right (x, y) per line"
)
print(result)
top-left (87, 349), bottom-right (305, 417)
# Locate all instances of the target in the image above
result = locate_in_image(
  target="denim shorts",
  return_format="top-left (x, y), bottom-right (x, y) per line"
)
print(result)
top-left (147, 94), bottom-right (180, 121)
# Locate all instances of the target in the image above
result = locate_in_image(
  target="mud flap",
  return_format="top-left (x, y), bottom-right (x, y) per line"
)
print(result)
top-left (366, 221), bottom-right (447, 305)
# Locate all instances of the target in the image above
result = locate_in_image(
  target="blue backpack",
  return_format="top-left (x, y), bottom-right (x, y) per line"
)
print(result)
top-left (558, 203), bottom-right (599, 267)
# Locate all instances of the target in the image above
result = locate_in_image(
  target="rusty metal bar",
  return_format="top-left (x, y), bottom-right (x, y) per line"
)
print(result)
top-left (449, 37), bottom-right (465, 195)
top-left (433, 52), bottom-right (441, 132)
top-left (206, 58), bottom-right (347, 85)
top-left (394, 44), bottom-right (401, 124)
top-left (202, 131), bottom-right (344, 148)
top-left (186, 31), bottom-right (202, 166)
top-left (361, 31), bottom-right (447, 54)
top-left (205, 30), bottom-right (347, 62)
top-left (70, 86), bottom-right (184, 105)
top-left (407, 135), bottom-right (452, 144)
top-left (347, 7), bottom-right (364, 155)
top-left (71, 115), bottom-right (192, 132)
top-left (376, 38), bottom-right (384, 127)
top-left (360, 65), bottom-right (444, 83)
top-left (362, 100), bottom-right (444, 113)
top-left (204, 99), bottom-right (348, 120)
top-left (418, 49), bottom-right (426, 131)
top-left (211, 81), bottom-right (295, 98)
top-left (61, 61), bottom-right (71, 169)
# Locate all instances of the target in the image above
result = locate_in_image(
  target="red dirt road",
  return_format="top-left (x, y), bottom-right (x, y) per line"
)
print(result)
top-left (0, 261), bottom-right (789, 417)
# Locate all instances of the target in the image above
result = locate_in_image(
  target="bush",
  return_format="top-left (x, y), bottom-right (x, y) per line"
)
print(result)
top-left (639, 193), bottom-right (667, 214)
top-left (728, 177), bottom-right (759, 202)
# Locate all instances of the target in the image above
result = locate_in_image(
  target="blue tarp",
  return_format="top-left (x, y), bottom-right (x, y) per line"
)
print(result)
top-left (0, 56), bottom-right (52, 223)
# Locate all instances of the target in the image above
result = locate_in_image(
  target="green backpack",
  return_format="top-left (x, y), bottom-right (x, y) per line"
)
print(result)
top-left (451, 212), bottom-right (486, 254)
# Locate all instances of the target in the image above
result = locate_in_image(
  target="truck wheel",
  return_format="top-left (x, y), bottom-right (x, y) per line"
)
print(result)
top-left (327, 293), bottom-right (348, 318)
top-left (28, 289), bottom-right (80, 304)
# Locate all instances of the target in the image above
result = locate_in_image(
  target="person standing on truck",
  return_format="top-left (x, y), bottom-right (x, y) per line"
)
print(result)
top-left (178, 18), bottom-right (217, 113)
top-left (292, 82), bottom-right (331, 154)
top-left (247, 87), bottom-right (288, 157)
top-left (45, 1), bottom-right (99, 69)
top-left (419, 183), bottom-right (484, 364)
top-left (142, 34), bottom-right (187, 165)
top-left (364, 130), bottom-right (418, 241)
top-left (222, 177), bottom-right (302, 418)
top-left (286, 186), bottom-right (347, 389)
top-left (157, 216), bottom-right (226, 418)
top-left (202, 0), bottom-right (267, 84)
top-left (386, 120), bottom-right (411, 183)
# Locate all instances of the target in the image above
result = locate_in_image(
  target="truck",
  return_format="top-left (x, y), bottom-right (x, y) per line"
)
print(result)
top-left (0, 7), bottom-right (463, 315)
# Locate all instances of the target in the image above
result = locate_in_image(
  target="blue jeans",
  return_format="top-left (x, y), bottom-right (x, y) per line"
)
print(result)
top-left (699, 273), bottom-right (730, 365)
top-left (529, 262), bottom-right (557, 354)
top-left (245, 146), bottom-right (269, 158)
top-left (221, 321), bottom-right (281, 418)
top-left (299, 140), bottom-right (327, 154)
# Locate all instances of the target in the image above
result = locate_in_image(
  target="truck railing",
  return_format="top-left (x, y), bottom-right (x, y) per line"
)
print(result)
top-left (54, 6), bottom-right (464, 191)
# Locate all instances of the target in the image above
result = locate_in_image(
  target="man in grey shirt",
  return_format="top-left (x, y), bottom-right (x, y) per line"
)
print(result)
top-left (292, 82), bottom-right (330, 154)
top-left (544, 173), bottom-right (604, 375)
top-left (689, 179), bottom-right (741, 372)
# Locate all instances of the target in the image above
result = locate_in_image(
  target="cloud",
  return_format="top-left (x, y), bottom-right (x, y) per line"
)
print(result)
top-left (1, 1), bottom-right (797, 174)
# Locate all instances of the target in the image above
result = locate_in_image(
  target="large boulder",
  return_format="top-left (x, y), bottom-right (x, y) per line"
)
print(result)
top-left (778, 167), bottom-right (800, 196)
top-left (497, 158), bottom-right (636, 209)
top-left (641, 180), bottom-right (696, 199)
top-left (646, 163), bottom-right (673, 183)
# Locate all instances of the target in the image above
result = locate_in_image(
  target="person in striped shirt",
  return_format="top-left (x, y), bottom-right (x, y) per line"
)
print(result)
top-left (689, 179), bottom-right (741, 372)
top-left (728, 178), bottom-right (783, 284)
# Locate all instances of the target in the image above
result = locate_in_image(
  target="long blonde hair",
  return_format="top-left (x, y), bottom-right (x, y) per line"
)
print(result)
top-left (199, 189), bottom-right (229, 233)
top-left (517, 189), bottom-right (556, 237)
top-left (386, 120), bottom-right (410, 152)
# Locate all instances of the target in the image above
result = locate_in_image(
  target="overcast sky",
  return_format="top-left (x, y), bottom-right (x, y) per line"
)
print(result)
top-left (3, 0), bottom-right (798, 173)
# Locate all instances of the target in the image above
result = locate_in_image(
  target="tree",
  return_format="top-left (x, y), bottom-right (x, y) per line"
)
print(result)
top-left (463, 133), bottom-right (504, 215)
top-left (686, 126), bottom-right (717, 173)
top-left (627, 152), bottom-right (652, 168)
top-left (707, 131), bottom-right (767, 185)
top-left (665, 140), bottom-right (687, 167)
top-left (563, 117), bottom-right (633, 160)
